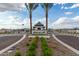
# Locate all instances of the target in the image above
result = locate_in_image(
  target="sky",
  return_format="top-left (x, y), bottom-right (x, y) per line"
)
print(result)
top-left (0, 3), bottom-right (79, 29)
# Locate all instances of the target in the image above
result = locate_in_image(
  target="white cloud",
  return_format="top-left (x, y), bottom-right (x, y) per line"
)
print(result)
top-left (22, 18), bottom-right (30, 28)
top-left (0, 3), bottom-right (25, 12)
top-left (61, 6), bottom-right (71, 10)
top-left (52, 16), bottom-right (79, 29)
top-left (0, 16), bottom-right (54, 29)
top-left (32, 18), bottom-right (46, 27)
top-left (64, 12), bottom-right (73, 15)
top-left (52, 17), bottom-right (70, 25)
top-left (0, 15), bottom-right (30, 29)
top-left (60, 3), bottom-right (70, 10)
top-left (61, 4), bottom-right (79, 10)
top-left (73, 16), bottom-right (79, 20)
top-left (70, 4), bottom-right (79, 8)
top-left (72, 16), bottom-right (79, 24)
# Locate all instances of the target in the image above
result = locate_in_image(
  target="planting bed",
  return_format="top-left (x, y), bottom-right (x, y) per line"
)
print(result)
top-left (47, 36), bottom-right (78, 56)
top-left (26, 36), bottom-right (38, 56)
top-left (41, 37), bottom-right (52, 56)
top-left (1, 34), bottom-right (78, 56)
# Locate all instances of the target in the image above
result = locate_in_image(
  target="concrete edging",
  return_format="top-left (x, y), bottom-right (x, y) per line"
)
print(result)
top-left (0, 34), bottom-right (26, 54)
top-left (28, 35), bottom-right (50, 38)
top-left (52, 34), bottom-right (79, 55)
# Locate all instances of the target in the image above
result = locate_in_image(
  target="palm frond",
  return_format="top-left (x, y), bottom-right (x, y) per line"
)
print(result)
top-left (48, 3), bottom-right (53, 9)
top-left (25, 3), bottom-right (38, 11)
top-left (41, 4), bottom-right (45, 9)
top-left (32, 3), bottom-right (39, 10)
top-left (41, 3), bottom-right (53, 10)
top-left (29, 3), bottom-right (35, 10)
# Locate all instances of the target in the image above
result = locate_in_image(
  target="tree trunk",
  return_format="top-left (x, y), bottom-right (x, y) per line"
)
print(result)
top-left (29, 10), bottom-right (32, 34)
top-left (46, 7), bottom-right (48, 34)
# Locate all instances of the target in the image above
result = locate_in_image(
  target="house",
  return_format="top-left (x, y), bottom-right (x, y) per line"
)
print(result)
top-left (32, 22), bottom-right (46, 34)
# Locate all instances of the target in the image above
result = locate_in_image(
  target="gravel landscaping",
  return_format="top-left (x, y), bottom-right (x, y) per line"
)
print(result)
top-left (0, 34), bottom-right (78, 56)
top-left (47, 36), bottom-right (78, 56)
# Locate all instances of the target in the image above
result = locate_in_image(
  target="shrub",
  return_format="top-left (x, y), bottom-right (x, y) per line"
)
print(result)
top-left (27, 50), bottom-right (35, 56)
top-left (43, 48), bottom-right (52, 56)
top-left (15, 50), bottom-right (21, 56)
top-left (29, 43), bottom-right (36, 51)
top-left (41, 37), bottom-right (53, 56)
top-left (29, 39), bottom-right (31, 42)
top-left (26, 43), bottom-right (29, 46)
top-left (26, 36), bottom-right (38, 56)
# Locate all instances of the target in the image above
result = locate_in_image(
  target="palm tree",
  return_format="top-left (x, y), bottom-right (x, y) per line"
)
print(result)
top-left (41, 3), bottom-right (53, 34)
top-left (25, 3), bottom-right (38, 34)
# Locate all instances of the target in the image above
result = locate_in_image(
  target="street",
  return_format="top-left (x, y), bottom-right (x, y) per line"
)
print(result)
top-left (0, 34), bottom-right (23, 50)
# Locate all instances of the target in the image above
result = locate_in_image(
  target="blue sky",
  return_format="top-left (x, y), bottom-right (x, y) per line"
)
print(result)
top-left (0, 3), bottom-right (79, 29)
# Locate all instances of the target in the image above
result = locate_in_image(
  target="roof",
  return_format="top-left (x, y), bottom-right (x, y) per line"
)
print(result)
top-left (34, 22), bottom-right (44, 26)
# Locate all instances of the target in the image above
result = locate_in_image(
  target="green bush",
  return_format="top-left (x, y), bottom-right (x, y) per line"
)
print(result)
top-left (43, 48), bottom-right (52, 56)
top-left (27, 50), bottom-right (35, 56)
top-left (29, 43), bottom-right (36, 51)
top-left (26, 36), bottom-right (38, 56)
top-left (26, 43), bottom-right (29, 46)
top-left (41, 37), bottom-right (53, 56)
top-left (15, 50), bottom-right (21, 56)
top-left (29, 39), bottom-right (31, 42)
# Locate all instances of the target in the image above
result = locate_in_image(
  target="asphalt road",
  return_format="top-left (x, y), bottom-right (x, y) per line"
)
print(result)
top-left (55, 35), bottom-right (79, 50)
top-left (0, 34), bottom-right (23, 50)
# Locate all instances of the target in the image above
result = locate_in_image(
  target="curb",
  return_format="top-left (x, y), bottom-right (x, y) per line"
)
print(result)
top-left (28, 35), bottom-right (50, 38)
top-left (52, 34), bottom-right (79, 55)
top-left (0, 34), bottom-right (26, 54)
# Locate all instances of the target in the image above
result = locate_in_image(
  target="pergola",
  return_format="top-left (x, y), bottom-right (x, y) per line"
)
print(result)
top-left (29, 16), bottom-right (48, 34)
top-left (25, 3), bottom-right (53, 34)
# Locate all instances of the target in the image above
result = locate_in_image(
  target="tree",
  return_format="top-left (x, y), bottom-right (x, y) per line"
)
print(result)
top-left (25, 3), bottom-right (38, 34)
top-left (41, 3), bottom-right (53, 34)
